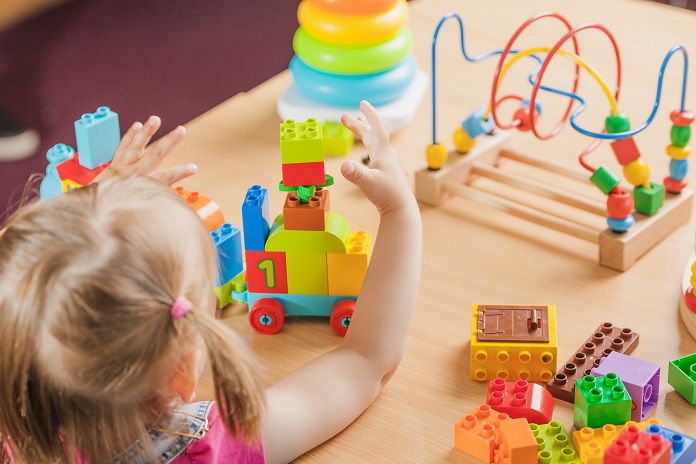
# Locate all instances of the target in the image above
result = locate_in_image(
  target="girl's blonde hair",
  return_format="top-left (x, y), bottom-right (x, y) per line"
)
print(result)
top-left (0, 176), bottom-right (263, 463)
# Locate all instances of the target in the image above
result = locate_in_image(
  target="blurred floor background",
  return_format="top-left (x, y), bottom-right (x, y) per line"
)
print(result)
top-left (0, 0), bottom-right (693, 212)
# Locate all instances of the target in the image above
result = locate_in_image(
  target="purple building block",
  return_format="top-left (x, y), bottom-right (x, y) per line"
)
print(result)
top-left (590, 351), bottom-right (659, 421)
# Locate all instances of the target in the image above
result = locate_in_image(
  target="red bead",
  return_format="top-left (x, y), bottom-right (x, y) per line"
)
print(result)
top-left (607, 188), bottom-right (634, 219)
top-left (513, 107), bottom-right (539, 132)
top-left (685, 287), bottom-right (696, 313)
top-left (670, 109), bottom-right (695, 127)
top-left (664, 176), bottom-right (688, 194)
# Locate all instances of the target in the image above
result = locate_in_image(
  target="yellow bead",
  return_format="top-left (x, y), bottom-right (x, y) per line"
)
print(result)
top-left (666, 144), bottom-right (691, 160)
top-left (426, 143), bottom-right (447, 170)
top-left (691, 261), bottom-right (696, 273)
top-left (623, 158), bottom-right (650, 187)
top-left (453, 126), bottom-right (476, 153)
top-left (690, 274), bottom-right (696, 288)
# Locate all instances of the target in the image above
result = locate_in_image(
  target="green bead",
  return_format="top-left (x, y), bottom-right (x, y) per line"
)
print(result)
top-left (633, 182), bottom-right (665, 216)
top-left (671, 125), bottom-right (691, 147)
top-left (590, 165), bottom-right (621, 194)
top-left (605, 112), bottom-right (631, 134)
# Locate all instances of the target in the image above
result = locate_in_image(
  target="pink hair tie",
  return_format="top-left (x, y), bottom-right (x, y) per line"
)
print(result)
top-left (170, 296), bottom-right (193, 320)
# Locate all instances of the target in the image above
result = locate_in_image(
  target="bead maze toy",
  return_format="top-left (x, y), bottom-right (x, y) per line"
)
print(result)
top-left (277, 0), bottom-right (428, 133)
top-left (680, 250), bottom-right (696, 342)
top-left (415, 11), bottom-right (694, 271)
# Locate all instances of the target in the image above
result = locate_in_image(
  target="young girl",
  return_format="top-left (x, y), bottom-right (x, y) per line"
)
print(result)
top-left (0, 101), bottom-right (422, 464)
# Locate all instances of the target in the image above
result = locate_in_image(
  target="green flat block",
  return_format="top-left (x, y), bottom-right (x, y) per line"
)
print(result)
top-left (280, 118), bottom-right (324, 164)
top-left (633, 182), bottom-right (665, 215)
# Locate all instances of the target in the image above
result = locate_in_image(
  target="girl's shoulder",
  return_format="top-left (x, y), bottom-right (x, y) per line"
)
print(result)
top-left (110, 401), bottom-right (264, 464)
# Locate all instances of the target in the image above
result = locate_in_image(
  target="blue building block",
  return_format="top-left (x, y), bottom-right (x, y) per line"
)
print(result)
top-left (40, 143), bottom-right (75, 200)
top-left (460, 105), bottom-right (495, 139)
top-left (211, 223), bottom-right (243, 286)
top-left (74, 106), bottom-right (120, 170)
top-left (248, 292), bottom-right (356, 317)
top-left (645, 424), bottom-right (696, 464)
top-left (241, 185), bottom-right (271, 251)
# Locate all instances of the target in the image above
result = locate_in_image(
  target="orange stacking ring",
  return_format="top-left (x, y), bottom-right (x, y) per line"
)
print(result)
top-left (307, 0), bottom-right (398, 16)
top-left (298, 0), bottom-right (409, 46)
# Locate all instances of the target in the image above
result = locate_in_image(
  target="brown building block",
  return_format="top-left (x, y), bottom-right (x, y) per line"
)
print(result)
top-left (476, 305), bottom-right (550, 343)
top-left (283, 188), bottom-right (330, 231)
top-left (546, 322), bottom-right (639, 403)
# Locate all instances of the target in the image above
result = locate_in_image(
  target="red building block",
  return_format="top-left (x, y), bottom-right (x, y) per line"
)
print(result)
top-left (281, 161), bottom-right (326, 187)
top-left (486, 378), bottom-right (554, 424)
top-left (245, 251), bottom-right (288, 293)
top-left (283, 188), bottom-right (330, 231)
top-left (56, 151), bottom-right (110, 186)
top-left (454, 404), bottom-right (510, 463)
top-left (494, 418), bottom-right (537, 464)
top-left (603, 424), bottom-right (672, 464)
top-left (546, 322), bottom-right (639, 403)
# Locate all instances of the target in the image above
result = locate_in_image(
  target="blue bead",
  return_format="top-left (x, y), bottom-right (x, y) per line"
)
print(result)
top-left (520, 98), bottom-right (543, 116)
top-left (460, 105), bottom-right (495, 138)
top-left (670, 158), bottom-right (689, 181)
top-left (607, 215), bottom-right (635, 233)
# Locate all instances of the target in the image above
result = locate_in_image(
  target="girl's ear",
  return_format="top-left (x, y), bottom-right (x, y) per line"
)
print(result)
top-left (169, 347), bottom-right (203, 403)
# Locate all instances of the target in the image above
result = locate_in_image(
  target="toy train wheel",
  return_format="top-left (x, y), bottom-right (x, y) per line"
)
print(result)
top-left (249, 298), bottom-right (285, 334)
top-left (330, 299), bottom-right (355, 336)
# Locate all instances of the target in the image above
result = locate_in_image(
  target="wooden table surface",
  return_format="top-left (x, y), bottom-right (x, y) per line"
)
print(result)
top-left (168, 0), bottom-right (696, 461)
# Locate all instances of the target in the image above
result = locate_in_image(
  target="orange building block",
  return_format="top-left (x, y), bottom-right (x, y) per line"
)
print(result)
top-left (283, 188), bottom-right (330, 231)
top-left (174, 186), bottom-right (225, 232)
top-left (327, 231), bottom-right (371, 295)
top-left (454, 404), bottom-right (510, 462)
top-left (494, 418), bottom-right (537, 464)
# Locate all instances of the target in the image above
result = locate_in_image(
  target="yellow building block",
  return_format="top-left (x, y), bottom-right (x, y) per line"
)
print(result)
top-left (266, 211), bottom-right (350, 253)
top-left (470, 304), bottom-right (557, 382)
top-left (571, 418), bottom-right (663, 464)
top-left (61, 179), bottom-right (83, 192)
top-left (286, 252), bottom-right (328, 295)
top-left (327, 231), bottom-right (371, 296)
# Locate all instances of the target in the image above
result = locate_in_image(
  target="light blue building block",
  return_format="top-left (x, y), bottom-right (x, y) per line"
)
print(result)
top-left (40, 143), bottom-right (75, 200)
top-left (74, 106), bottom-right (120, 170)
top-left (645, 424), bottom-right (696, 464)
top-left (241, 185), bottom-right (271, 251)
top-left (248, 292), bottom-right (356, 317)
top-left (211, 223), bottom-right (243, 286)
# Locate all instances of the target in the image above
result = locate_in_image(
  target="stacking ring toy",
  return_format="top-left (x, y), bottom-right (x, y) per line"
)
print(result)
top-left (307, 0), bottom-right (397, 16)
top-left (298, 0), bottom-right (408, 46)
top-left (293, 27), bottom-right (412, 75)
top-left (289, 55), bottom-right (417, 106)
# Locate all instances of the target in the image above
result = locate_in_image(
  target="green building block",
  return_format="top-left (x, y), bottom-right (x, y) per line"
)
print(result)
top-left (530, 421), bottom-right (581, 464)
top-left (323, 121), bottom-right (354, 156)
top-left (633, 182), bottom-right (664, 216)
top-left (668, 353), bottom-right (696, 405)
top-left (574, 373), bottom-right (631, 429)
top-left (216, 271), bottom-right (246, 308)
top-left (280, 118), bottom-right (324, 165)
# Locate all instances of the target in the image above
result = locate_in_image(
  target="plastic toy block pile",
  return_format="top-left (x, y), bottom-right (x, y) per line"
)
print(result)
top-left (39, 108), bottom-right (371, 336)
top-left (456, 304), bottom-right (696, 464)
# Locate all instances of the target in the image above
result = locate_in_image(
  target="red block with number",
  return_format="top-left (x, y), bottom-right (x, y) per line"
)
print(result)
top-left (245, 251), bottom-right (288, 293)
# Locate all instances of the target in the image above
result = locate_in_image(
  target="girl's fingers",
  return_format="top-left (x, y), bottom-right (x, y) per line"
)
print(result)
top-left (112, 122), bottom-right (143, 163)
top-left (359, 101), bottom-right (391, 159)
top-left (151, 163), bottom-right (198, 186)
top-left (142, 125), bottom-right (187, 170)
top-left (340, 112), bottom-right (371, 144)
top-left (122, 116), bottom-right (161, 164)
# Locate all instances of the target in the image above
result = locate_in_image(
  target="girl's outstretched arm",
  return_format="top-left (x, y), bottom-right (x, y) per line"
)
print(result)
top-left (262, 101), bottom-right (422, 464)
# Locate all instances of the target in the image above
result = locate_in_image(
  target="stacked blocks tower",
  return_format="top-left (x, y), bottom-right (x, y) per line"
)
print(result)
top-left (470, 305), bottom-right (558, 383)
top-left (39, 106), bottom-right (120, 200)
top-left (529, 421), bottom-right (581, 464)
top-left (242, 117), bottom-right (372, 335)
top-left (547, 322), bottom-right (639, 403)
top-left (574, 373), bottom-right (632, 429)
top-left (590, 351), bottom-right (660, 421)
top-left (603, 424), bottom-right (672, 464)
top-left (485, 378), bottom-right (554, 424)
top-left (571, 419), bottom-right (664, 464)
top-left (667, 352), bottom-right (696, 405)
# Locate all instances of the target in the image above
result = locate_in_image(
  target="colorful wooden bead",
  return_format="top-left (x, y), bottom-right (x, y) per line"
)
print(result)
top-left (610, 137), bottom-right (641, 166)
top-left (669, 158), bottom-right (688, 181)
top-left (453, 126), bottom-right (476, 153)
top-left (671, 125), bottom-right (691, 147)
top-left (684, 286), bottom-right (696, 313)
top-left (665, 176), bottom-right (688, 194)
top-left (670, 109), bottom-right (695, 127)
top-left (607, 215), bottom-right (635, 233)
top-left (606, 188), bottom-right (634, 220)
top-left (590, 165), bottom-right (620, 195)
top-left (461, 106), bottom-right (495, 139)
top-left (623, 158), bottom-right (650, 187)
top-left (513, 105), bottom-right (540, 132)
top-left (426, 143), bottom-right (447, 170)
top-left (633, 182), bottom-right (665, 216)
top-left (666, 144), bottom-right (692, 160)
top-left (605, 112), bottom-right (631, 134)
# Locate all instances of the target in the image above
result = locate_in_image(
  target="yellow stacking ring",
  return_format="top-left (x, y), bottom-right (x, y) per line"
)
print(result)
top-left (293, 27), bottom-right (412, 75)
top-left (307, 0), bottom-right (398, 16)
top-left (298, 0), bottom-right (409, 46)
